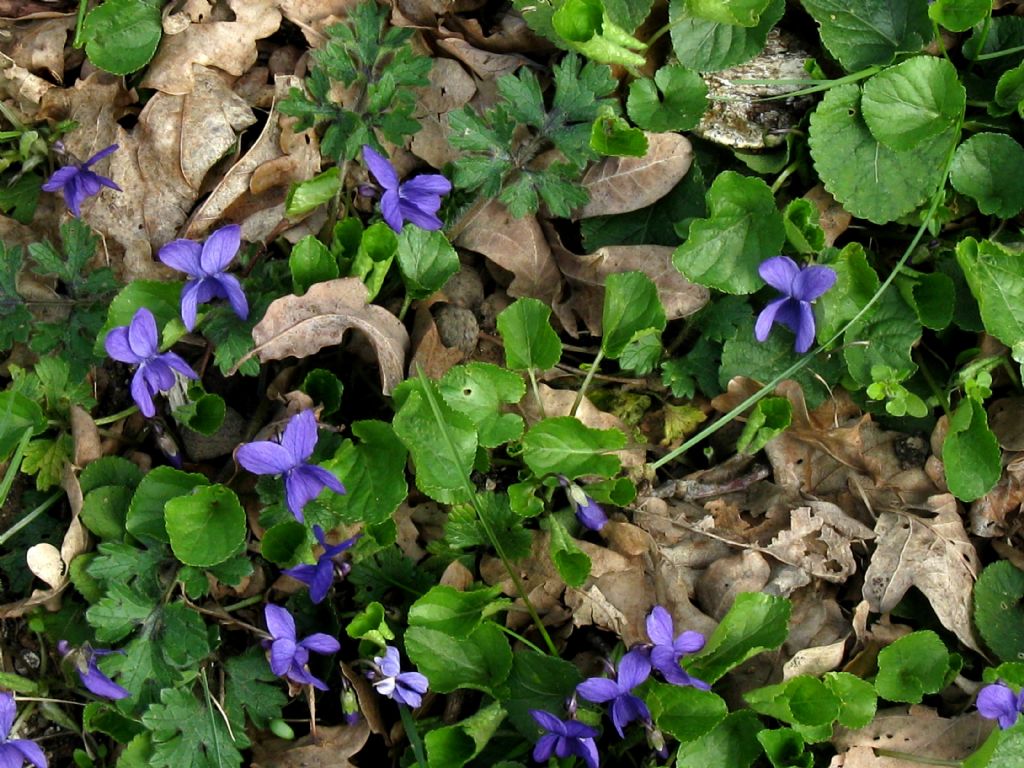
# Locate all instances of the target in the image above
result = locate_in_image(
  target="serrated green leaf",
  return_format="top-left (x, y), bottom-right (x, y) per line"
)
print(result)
top-left (589, 114), bottom-right (648, 157)
top-left (319, 420), bottom-right (407, 525)
top-left (929, 0), bottom-right (989, 32)
top-left (686, 0), bottom-right (772, 27)
top-left (648, 682), bottom-right (728, 743)
top-left (405, 622), bottom-right (512, 695)
top-left (842, 288), bottom-right (920, 387)
top-left (396, 227), bottom-right (459, 300)
top-left (669, 0), bottom-right (784, 72)
top-left (173, 392), bottom-right (225, 437)
top-left (808, 82), bottom-right (956, 224)
top-left (83, 0), bottom-right (162, 76)
top-left (824, 671), bottom-right (877, 729)
top-left (686, 592), bottom-right (791, 684)
top-left (875, 630), bottom-right (950, 703)
top-left (951, 134), bottom-right (1024, 218)
top-left (439, 363), bottom-right (525, 448)
top-left (0, 172), bottom-right (41, 224)
top-left (165, 485), bottom-right (246, 567)
top-left (783, 198), bottom-right (825, 255)
top-left (81, 485), bottom-right (132, 540)
top-left (673, 171), bottom-right (785, 294)
top-left (521, 417), bottom-right (624, 479)
top-left (0, 391), bottom-right (46, 462)
top-left (224, 648), bottom-right (287, 730)
top-left (860, 57), bottom-right (964, 150)
top-left (547, 516), bottom-right (591, 587)
top-left (496, 298), bottom-right (563, 372)
top-left (817, 243), bottom-right (880, 340)
top-left (801, 0), bottom-right (932, 72)
top-left (758, 728), bottom-right (813, 768)
top-left (943, 397), bottom-right (1000, 503)
top-left (675, 710), bottom-right (763, 768)
top-left (602, 271), bottom-right (666, 358)
top-left (425, 701), bottom-right (505, 768)
top-left (408, 585), bottom-right (506, 638)
top-left (503, 652), bottom-right (582, 737)
top-left (736, 396), bottom-right (791, 454)
top-left (955, 238), bottom-right (1024, 350)
top-left (126, 466), bottom-right (209, 544)
top-left (22, 434), bottom-right (71, 491)
top-left (87, 582), bottom-right (156, 643)
top-left (285, 167), bottom-right (340, 217)
top-left (443, 494), bottom-right (533, 560)
top-left (142, 687), bottom-right (245, 768)
top-left (975, 562), bottom-right (1024, 663)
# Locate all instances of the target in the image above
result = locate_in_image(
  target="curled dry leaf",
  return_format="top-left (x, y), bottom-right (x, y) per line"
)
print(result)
top-left (434, 36), bottom-right (527, 79)
top-left (833, 707), bottom-right (991, 765)
top-left (863, 494), bottom-right (981, 652)
top-left (236, 277), bottom-right (409, 394)
top-left (141, 0), bottom-right (282, 95)
top-left (6, 16), bottom-right (74, 81)
top-left (804, 183), bottom-right (851, 247)
top-left (576, 132), bottom-right (694, 219)
top-left (782, 638), bottom-right (847, 680)
top-left (456, 199), bottom-right (561, 307)
top-left (0, 50), bottom-right (52, 112)
top-left (70, 404), bottom-right (102, 466)
top-left (278, 0), bottom-right (358, 43)
top-left (764, 501), bottom-right (875, 584)
top-left (251, 721), bottom-right (370, 768)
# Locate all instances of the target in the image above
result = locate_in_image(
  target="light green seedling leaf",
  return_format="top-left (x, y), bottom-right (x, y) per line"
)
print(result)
top-left (397, 227), bottom-right (460, 300)
top-left (393, 385), bottom-right (477, 504)
top-left (786, 676), bottom-right (841, 727)
top-left (618, 329), bottom-right (662, 375)
top-left (943, 396), bottom-right (1001, 503)
top-left (951, 134), bottom-right (1024, 218)
top-left (521, 416), bottom-right (625, 479)
top-left (83, 0), bottom-right (162, 76)
top-left (126, 466), bottom-right (208, 544)
top-left (359, 221), bottom-right (399, 263)
top-left (547, 516), bottom-right (591, 588)
top-left (409, 585), bottom-right (508, 638)
top-left (589, 114), bottom-right (648, 157)
top-left (289, 235), bottom-right (338, 295)
top-left (439, 363), bottom-right (525, 448)
top-left (687, 592), bottom-right (791, 684)
top-left (736, 396), bottom-right (791, 454)
top-left (809, 83), bottom-right (956, 224)
top-left (875, 630), bottom-right (951, 703)
top-left (801, 0), bottom-right (932, 71)
top-left (843, 288), bottom-right (920, 387)
top-left (285, 167), bottom-right (340, 217)
top-left (676, 711), bottom-right (763, 768)
top-left (669, 0), bottom-right (784, 72)
top-left (552, 0), bottom-right (648, 68)
top-left (647, 683), bottom-right (728, 743)
top-left (929, 0), bottom-right (989, 32)
top-left (686, 0), bottom-right (772, 27)
top-left (165, 485), bottom-right (246, 568)
top-left (956, 238), bottom-right (1024, 350)
top-left (627, 64), bottom-right (707, 132)
top-left (974, 562), bottom-right (1024, 663)
top-left (319, 420), bottom-right (407, 524)
top-left (861, 57), bottom-right (964, 151)
top-left (260, 521), bottom-right (308, 567)
top-left (405, 622), bottom-right (512, 695)
top-left (783, 198), bottom-right (825, 255)
top-left (346, 601), bottom-right (395, 648)
top-left (602, 271), bottom-right (666, 358)
top-left (425, 701), bottom-right (505, 768)
top-left (497, 298), bottom-right (562, 371)
top-left (824, 672), bottom-right (877, 729)
top-left (0, 392), bottom-right (46, 462)
top-left (673, 171), bottom-right (785, 294)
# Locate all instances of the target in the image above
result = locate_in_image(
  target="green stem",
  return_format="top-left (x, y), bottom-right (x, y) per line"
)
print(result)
top-left (736, 65), bottom-right (882, 101)
top-left (72, 0), bottom-right (89, 49)
top-left (0, 490), bottom-right (62, 547)
top-left (220, 594), bottom-right (264, 613)
top-left (399, 704), bottom-right (428, 767)
top-left (0, 428), bottom-right (33, 508)
top-left (651, 112), bottom-right (963, 473)
top-left (94, 404), bottom-right (139, 426)
top-left (570, 349), bottom-right (605, 418)
top-left (528, 368), bottom-right (547, 419)
top-left (770, 161), bottom-right (799, 195)
top-left (495, 623), bottom-right (546, 654)
top-left (415, 365), bottom-right (558, 656)
top-left (397, 294), bottom-right (413, 322)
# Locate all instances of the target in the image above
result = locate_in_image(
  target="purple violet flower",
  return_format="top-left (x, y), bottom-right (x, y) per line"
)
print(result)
top-left (283, 525), bottom-right (360, 604)
top-left (644, 606), bottom-right (709, 690)
top-left (104, 307), bottom-right (198, 418)
top-left (559, 476), bottom-right (608, 531)
top-left (42, 143), bottom-right (121, 217)
top-left (57, 641), bottom-right (130, 701)
top-left (529, 709), bottom-right (599, 768)
top-left (236, 410), bottom-right (346, 522)
top-left (977, 682), bottom-right (1024, 729)
top-left (157, 224), bottom-right (249, 331)
top-left (362, 145), bottom-right (451, 233)
top-left (370, 646), bottom-right (429, 708)
top-left (754, 256), bottom-right (837, 354)
top-left (0, 691), bottom-right (47, 768)
top-left (576, 649), bottom-right (652, 737)
top-left (263, 604), bottom-right (340, 691)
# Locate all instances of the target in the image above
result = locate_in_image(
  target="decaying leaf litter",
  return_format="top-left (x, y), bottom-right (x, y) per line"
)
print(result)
top-left (0, 0), bottom-right (1021, 766)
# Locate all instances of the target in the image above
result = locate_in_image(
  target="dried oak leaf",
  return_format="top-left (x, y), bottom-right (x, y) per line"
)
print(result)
top-left (251, 721), bottom-right (369, 768)
top-left (862, 494), bottom-right (981, 652)
top-left (141, 0), bottom-right (282, 95)
top-left (576, 133), bottom-right (694, 219)
top-left (764, 501), bottom-right (875, 584)
top-left (4, 16), bottom-right (74, 81)
top-left (832, 707), bottom-right (991, 767)
top-left (236, 278), bottom-right (409, 394)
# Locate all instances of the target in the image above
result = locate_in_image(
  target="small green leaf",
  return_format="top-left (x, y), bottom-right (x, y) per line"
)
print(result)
top-left (589, 114), bottom-right (648, 157)
top-left (285, 167), bottom-right (341, 217)
top-left (0, 172), bottom-right (41, 224)
top-left (22, 434), bottom-right (71, 491)
top-left (301, 368), bottom-right (344, 416)
top-left (647, 683), bottom-right (728, 743)
top-left (346, 601), bottom-right (396, 647)
top-left (929, 0), bottom-right (990, 33)
top-left (817, 243), bottom-right (880, 340)
top-left (396, 227), bottom-right (460, 300)
top-left (669, 0), bottom-right (785, 72)
top-left (82, 0), bottom-right (162, 75)
top-left (736, 396), bottom-right (791, 454)
top-left (319, 420), bottom-right (408, 525)
top-left (687, 592), bottom-right (791, 684)
top-left (547, 516), bottom-right (591, 588)
top-left (673, 171), bottom-right (785, 294)
top-left (503, 651), bottom-right (582, 737)
top-left (824, 671), bottom-right (877, 729)
top-left (758, 728), bottom-right (813, 768)
top-left (142, 687), bottom-right (245, 768)
top-left (627, 65), bottom-right (708, 133)
top-left (956, 238), bottom-right (1024, 350)
top-left (521, 416), bottom-right (624, 479)
top-left (496, 298), bottom-right (562, 372)
top-left (439, 363), bottom-right (525, 448)
top-left (425, 701), bottom-right (505, 768)
top-left (80, 456), bottom-right (143, 494)
top-left (783, 198), bottom-right (825, 255)
top-left (260, 521), bottom-right (308, 567)
top-left (675, 711), bottom-right (763, 768)
top-left (126, 466), bottom-right (208, 544)
top-left (405, 622), bottom-right (513, 695)
top-left (951, 134), bottom-right (1024, 218)
top-left (974, 562), bottom-right (1024, 663)
top-left (843, 288), bottom-right (921, 387)
top-left (408, 585), bottom-right (506, 638)
top-left (225, 648), bottom-right (287, 730)
top-left (943, 397), bottom-right (1000, 503)
top-left (860, 57), bottom-right (965, 151)
top-left (601, 271), bottom-right (667, 359)
top-left (685, 0), bottom-right (772, 27)
top-left (95, 281), bottom-right (182, 356)
top-left (81, 486), bottom-right (133, 541)
top-left (165, 485), bottom-right (247, 568)
top-left (786, 676), bottom-right (841, 726)
top-left (172, 392), bottom-right (225, 437)
top-left (0, 391), bottom-right (46, 461)
top-left (801, 0), bottom-right (932, 71)
top-left (875, 630), bottom-right (950, 703)
top-left (289, 235), bottom-right (339, 295)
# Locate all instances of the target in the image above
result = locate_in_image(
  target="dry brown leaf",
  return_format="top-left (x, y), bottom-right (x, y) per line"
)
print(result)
top-left (238, 278), bottom-right (409, 394)
top-left (180, 66), bottom-right (257, 189)
top-left (142, 0), bottom-right (282, 95)
top-left (4, 16), bottom-right (73, 81)
top-left (833, 707), bottom-right (991, 766)
top-left (555, 244), bottom-right (708, 334)
top-left (969, 456), bottom-right (1024, 537)
top-left (764, 501), bottom-right (875, 583)
top-left (278, 0), bottom-right (357, 42)
top-left (251, 721), bottom-right (369, 768)
top-left (70, 404), bottom-right (102, 466)
top-left (695, 550), bottom-right (771, 619)
top-left (989, 396), bottom-right (1024, 450)
top-left (782, 638), bottom-right (847, 680)
top-left (434, 36), bottom-right (526, 79)
top-left (576, 133), bottom-right (694, 219)
top-left (863, 494), bottom-right (981, 652)
top-left (456, 200), bottom-right (561, 307)
top-left (804, 184), bottom-right (851, 247)
top-left (409, 298), bottom-right (465, 379)
top-left (0, 49), bottom-right (52, 112)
